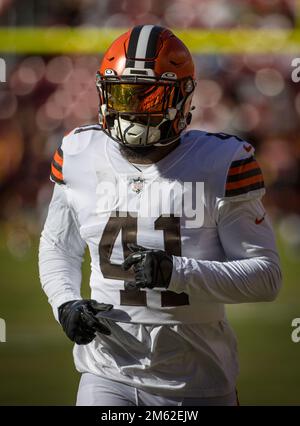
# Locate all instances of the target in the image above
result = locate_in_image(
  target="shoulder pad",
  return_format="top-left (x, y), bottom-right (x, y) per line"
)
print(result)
top-left (61, 124), bottom-right (103, 156)
top-left (198, 131), bottom-right (265, 201)
top-left (203, 131), bottom-right (251, 148)
top-left (50, 124), bottom-right (103, 185)
top-left (203, 132), bottom-right (266, 199)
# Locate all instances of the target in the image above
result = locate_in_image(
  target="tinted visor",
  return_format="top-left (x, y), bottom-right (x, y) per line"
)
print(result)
top-left (105, 83), bottom-right (176, 114)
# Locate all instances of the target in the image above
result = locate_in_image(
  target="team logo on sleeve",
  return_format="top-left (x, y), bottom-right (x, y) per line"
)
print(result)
top-left (243, 144), bottom-right (252, 153)
top-left (255, 214), bottom-right (265, 225)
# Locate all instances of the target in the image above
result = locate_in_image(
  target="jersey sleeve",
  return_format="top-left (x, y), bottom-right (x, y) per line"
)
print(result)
top-left (223, 143), bottom-right (265, 201)
top-left (169, 197), bottom-right (282, 304)
top-left (49, 125), bottom-right (100, 186)
top-left (39, 184), bottom-right (87, 321)
top-left (168, 137), bottom-right (282, 304)
top-left (50, 146), bottom-right (65, 185)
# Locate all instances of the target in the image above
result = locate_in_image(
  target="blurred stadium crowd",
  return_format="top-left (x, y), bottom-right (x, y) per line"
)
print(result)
top-left (0, 0), bottom-right (296, 28)
top-left (0, 0), bottom-right (300, 259)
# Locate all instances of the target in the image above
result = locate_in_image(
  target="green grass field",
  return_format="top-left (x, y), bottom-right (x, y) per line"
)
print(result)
top-left (0, 228), bottom-right (299, 405)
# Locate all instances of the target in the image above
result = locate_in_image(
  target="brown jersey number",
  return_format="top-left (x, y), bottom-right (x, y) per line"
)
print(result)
top-left (99, 212), bottom-right (189, 307)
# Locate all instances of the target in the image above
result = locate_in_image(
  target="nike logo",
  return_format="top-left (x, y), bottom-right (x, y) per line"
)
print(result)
top-left (255, 214), bottom-right (265, 225)
top-left (243, 144), bottom-right (252, 152)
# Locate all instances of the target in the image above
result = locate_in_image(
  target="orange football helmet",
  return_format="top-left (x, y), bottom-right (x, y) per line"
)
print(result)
top-left (96, 25), bottom-right (196, 147)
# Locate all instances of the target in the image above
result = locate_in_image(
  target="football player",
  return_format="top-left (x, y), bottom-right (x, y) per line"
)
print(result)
top-left (39, 25), bottom-right (282, 406)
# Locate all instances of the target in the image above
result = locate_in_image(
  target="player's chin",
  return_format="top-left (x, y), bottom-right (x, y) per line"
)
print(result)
top-left (119, 143), bottom-right (157, 156)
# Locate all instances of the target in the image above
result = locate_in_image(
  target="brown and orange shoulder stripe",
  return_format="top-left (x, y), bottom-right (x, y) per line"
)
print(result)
top-left (50, 146), bottom-right (65, 185)
top-left (225, 156), bottom-right (264, 197)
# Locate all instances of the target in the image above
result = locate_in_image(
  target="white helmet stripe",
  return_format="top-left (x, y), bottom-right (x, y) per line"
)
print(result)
top-left (134, 25), bottom-right (155, 69)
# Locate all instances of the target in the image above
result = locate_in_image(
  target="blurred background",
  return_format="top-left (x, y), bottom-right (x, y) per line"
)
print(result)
top-left (0, 0), bottom-right (300, 405)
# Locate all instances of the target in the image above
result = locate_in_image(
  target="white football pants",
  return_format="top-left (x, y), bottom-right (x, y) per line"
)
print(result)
top-left (76, 373), bottom-right (238, 406)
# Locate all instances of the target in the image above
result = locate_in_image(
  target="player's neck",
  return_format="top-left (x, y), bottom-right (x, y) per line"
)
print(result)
top-left (119, 139), bottom-right (180, 165)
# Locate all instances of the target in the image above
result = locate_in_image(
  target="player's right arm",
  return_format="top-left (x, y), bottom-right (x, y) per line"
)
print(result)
top-left (39, 175), bottom-right (112, 344)
top-left (39, 183), bottom-right (86, 320)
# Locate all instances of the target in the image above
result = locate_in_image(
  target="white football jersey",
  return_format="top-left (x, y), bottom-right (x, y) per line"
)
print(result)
top-left (49, 125), bottom-right (264, 325)
top-left (40, 125), bottom-right (281, 397)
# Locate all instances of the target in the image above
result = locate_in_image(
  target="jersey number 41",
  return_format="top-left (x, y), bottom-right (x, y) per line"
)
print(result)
top-left (99, 212), bottom-right (189, 308)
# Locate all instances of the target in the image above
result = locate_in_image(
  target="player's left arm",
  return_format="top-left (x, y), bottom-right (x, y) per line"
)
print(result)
top-left (168, 198), bottom-right (282, 304)
top-left (168, 152), bottom-right (282, 304)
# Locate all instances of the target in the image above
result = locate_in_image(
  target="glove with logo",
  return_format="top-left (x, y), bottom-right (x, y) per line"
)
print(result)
top-left (122, 243), bottom-right (173, 291)
top-left (58, 299), bottom-right (113, 345)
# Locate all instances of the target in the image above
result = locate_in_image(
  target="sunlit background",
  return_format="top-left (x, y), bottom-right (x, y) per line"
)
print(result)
top-left (0, 0), bottom-right (300, 405)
